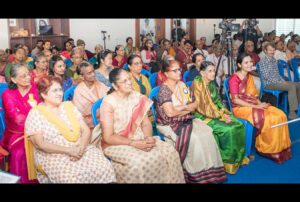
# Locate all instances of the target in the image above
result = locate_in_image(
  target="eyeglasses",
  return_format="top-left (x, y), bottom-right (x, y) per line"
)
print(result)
top-left (49, 87), bottom-right (63, 93)
top-left (169, 68), bottom-right (182, 73)
top-left (116, 77), bottom-right (132, 84)
top-left (133, 62), bottom-right (143, 65)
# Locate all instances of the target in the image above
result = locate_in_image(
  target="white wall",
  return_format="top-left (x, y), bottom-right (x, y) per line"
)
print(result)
top-left (0, 19), bottom-right (9, 50)
top-left (0, 18), bottom-right (276, 51)
top-left (196, 18), bottom-right (276, 45)
top-left (70, 19), bottom-right (136, 52)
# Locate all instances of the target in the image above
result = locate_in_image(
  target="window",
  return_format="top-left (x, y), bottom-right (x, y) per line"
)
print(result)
top-left (276, 19), bottom-right (300, 39)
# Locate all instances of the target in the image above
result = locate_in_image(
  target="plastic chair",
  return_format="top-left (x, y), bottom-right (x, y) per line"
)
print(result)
top-left (91, 97), bottom-right (104, 126)
top-left (149, 86), bottom-right (164, 140)
top-left (141, 69), bottom-right (151, 78)
top-left (290, 58), bottom-right (300, 82)
top-left (278, 60), bottom-right (292, 81)
top-left (223, 78), bottom-right (255, 157)
top-left (123, 63), bottom-right (129, 71)
top-left (149, 72), bottom-right (158, 89)
top-left (256, 63), bottom-right (288, 114)
top-left (183, 70), bottom-right (190, 83)
top-left (63, 85), bottom-right (76, 101)
top-left (186, 81), bottom-right (192, 87)
top-left (0, 83), bottom-right (8, 140)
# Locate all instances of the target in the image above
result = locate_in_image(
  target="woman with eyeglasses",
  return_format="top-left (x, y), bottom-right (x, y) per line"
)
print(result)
top-left (141, 39), bottom-right (159, 72)
top-left (1, 64), bottom-right (41, 183)
top-left (155, 60), bottom-right (227, 184)
top-left (49, 55), bottom-right (73, 92)
top-left (99, 68), bottom-right (185, 183)
top-left (24, 75), bottom-right (116, 183)
top-left (95, 50), bottom-right (113, 88)
top-left (112, 45), bottom-right (128, 68)
top-left (127, 55), bottom-right (151, 96)
top-left (192, 61), bottom-right (248, 175)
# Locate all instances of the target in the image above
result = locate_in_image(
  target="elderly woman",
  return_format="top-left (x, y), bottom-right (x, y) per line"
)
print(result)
top-left (228, 53), bottom-right (291, 163)
top-left (127, 55), bottom-right (151, 96)
top-left (100, 68), bottom-right (185, 183)
top-left (30, 55), bottom-right (48, 84)
top-left (24, 75), bottom-right (116, 183)
top-left (155, 60), bottom-right (227, 184)
top-left (192, 61), bottom-right (248, 174)
top-left (1, 64), bottom-right (41, 183)
top-left (112, 45), bottom-right (128, 68)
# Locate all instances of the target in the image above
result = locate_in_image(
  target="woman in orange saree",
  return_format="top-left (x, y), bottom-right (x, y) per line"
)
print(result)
top-left (100, 68), bottom-right (185, 183)
top-left (228, 53), bottom-right (291, 163)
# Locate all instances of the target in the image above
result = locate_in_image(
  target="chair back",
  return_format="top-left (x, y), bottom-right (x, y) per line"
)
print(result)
top-left (91, 97), bottom-right (104, 126)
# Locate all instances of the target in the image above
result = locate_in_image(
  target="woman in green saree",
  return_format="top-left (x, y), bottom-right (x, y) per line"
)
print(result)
top-left (192, 61), bottom-right (249, 174)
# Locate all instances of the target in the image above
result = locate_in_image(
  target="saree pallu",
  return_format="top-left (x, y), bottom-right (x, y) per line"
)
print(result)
top-left (192, 75), bottom-right (247, 174)
top-left (73, 80), bottom-right (109, 129)
top-left (156, 83), bottom-right (226, 183)
top-left (1, 85), bottom-right (40, 183)
top-left (229, 74), bottom-right (291, 163)
top-left (100, 91), bottom-right (185, 183)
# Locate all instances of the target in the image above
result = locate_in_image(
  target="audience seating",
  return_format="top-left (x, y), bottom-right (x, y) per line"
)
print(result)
top-left (278, 60), bottom-right (292, 81)
top-left (290, 58), bottom-right (300, 82)
top-left (149, 86), bottom-right (164, 140)
top-left (183, 70), bottom-right (190, 83)
top-left (91, 97), bottom-right (104, 126)
top-left (149, 72), bottom-right (158, 89)
top-left (63, 85), bottom-right (76, 101)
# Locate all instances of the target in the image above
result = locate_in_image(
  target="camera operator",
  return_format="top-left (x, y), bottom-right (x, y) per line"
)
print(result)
top-left (239, 19), bottom-right (263, 54)
top-left (171, 20), bottom-right (186, 43)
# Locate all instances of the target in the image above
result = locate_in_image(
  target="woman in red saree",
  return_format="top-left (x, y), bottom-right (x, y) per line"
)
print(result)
top-left (1, 64), bottom-right (41, 183)
top-left (100, 68), bottom-right (184, 183)
top-left (228, 53), bottom-right (291, 163)
top-left (112, 45), bottom-right (128, 68)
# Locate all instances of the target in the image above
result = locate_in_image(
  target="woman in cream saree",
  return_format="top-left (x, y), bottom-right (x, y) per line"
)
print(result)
top-left (100, 68), bottom-right (184, 183)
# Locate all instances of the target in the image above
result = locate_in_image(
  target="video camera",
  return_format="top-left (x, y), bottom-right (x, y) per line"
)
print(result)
top-left (219, 19), bottom-right (240, 34)
top-left (246, 19), bottom-right (259, 28)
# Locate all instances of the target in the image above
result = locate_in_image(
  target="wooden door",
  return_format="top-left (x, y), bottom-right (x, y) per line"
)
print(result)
top-left (135, 19), bottom-right (165, 48)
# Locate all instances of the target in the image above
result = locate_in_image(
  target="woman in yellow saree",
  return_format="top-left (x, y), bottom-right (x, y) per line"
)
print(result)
top-left (192, 61), bottom-right (248, 174)
top-left (228, 53), bottom-right (291, 163)
top-left (100, 68), bottom-right (185, 183)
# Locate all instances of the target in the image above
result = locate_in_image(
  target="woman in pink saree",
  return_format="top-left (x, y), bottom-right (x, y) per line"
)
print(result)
top-left (1, 64), bottom-right (41, 183)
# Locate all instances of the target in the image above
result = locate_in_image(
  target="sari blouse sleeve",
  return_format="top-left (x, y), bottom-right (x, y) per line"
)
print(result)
top-left (228, 75), bottom-right (240, 99)
top-left (100, 98), bottom-right (114, 128)
top-left (2, 90), bottom-right (28, 128)
top-left (158, 85), bottom-right (172, 105)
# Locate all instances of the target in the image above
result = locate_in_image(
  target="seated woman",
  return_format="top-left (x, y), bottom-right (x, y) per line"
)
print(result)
top-left (112, 45), bottom-right (128, 68)
top-left (30, 55), bottom-right (48, 84)
top-left (127, 54), bottom-right (151, 96)
top-left (24, 75), bottom-right (116, 183)
top-left (95, 50), bottom-right (113, 88)
top-left (1, 64), bottom-right (41, 183)
top-left (49, 55), bottom-right (73, 92)
top-left (228, 53), bottom-right (291, 164)
top-left (192, 61), bottom-right (248, 174)
top-left (100, 68), bottom-right (184, 183)
top-left (155, 60), bottom-right (227, 184)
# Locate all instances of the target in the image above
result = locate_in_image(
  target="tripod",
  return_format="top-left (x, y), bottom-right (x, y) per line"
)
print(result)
top-left (101, 31), bottom-right (107, 50)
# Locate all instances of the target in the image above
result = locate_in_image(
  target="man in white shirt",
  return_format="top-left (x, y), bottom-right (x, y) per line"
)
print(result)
top-left (206, 44), bottom-right (228, 87)
top-left (193, 39), bottom-right (209, 59)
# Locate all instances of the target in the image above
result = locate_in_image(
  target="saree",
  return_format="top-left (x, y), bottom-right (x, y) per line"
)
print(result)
top-left (176, 48), bottom-right (193, 74)
top-left (73, 80), bottom-right (109, 129)
top-left (112, 56), bottom-right (128, 68)
top-left (24, 101), bottom-right (116, 183)
top-left (228, 73), bottom-right (291, 163)
top-left (100, 91), bottom-right (185, 183)
top-left (129, 73), bottom-right (151, 96)
top-left (192, 75), bottom-right (247, 174)
top-left (155, 81), bottom-right (227, 183)
top-left (0, 84), bottom-right (40, 183)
